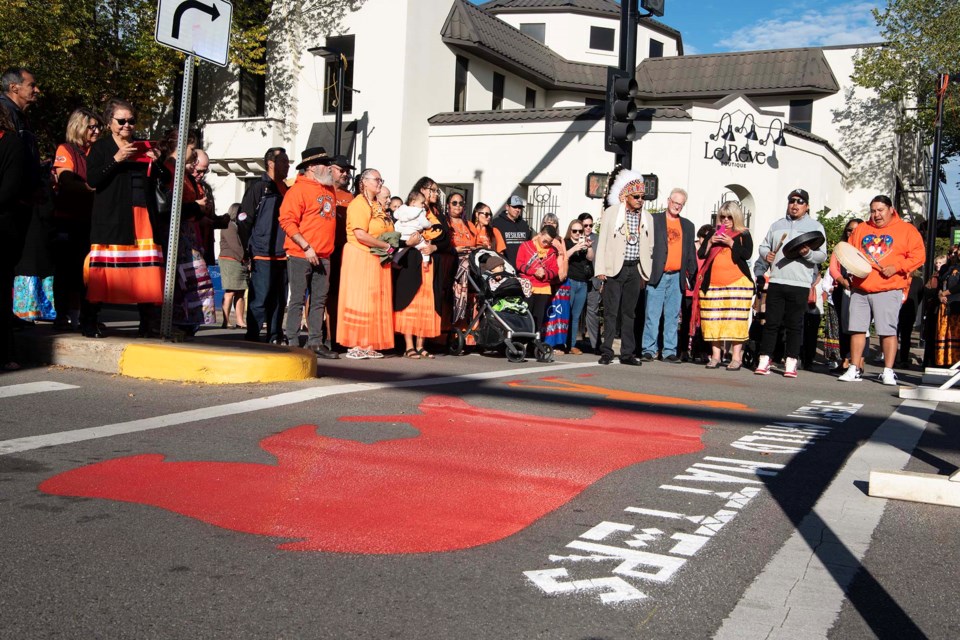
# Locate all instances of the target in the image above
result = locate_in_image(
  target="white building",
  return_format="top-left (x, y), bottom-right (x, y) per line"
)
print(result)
top-left (202, 0), bottom-right (928, 239)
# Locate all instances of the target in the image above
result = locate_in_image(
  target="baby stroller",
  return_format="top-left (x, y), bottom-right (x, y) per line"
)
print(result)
top-left (448, 248), bottom-right (554, 363)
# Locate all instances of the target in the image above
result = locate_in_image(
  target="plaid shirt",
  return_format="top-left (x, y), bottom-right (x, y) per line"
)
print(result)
top-left (623, 210), bottom-right (641, 262)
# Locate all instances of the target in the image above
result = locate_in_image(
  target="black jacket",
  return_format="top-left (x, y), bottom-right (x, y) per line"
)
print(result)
top-left (491, 211), bottom-right (531, 267)
top-left (85, 136), bottom-right (170, 248)
top-left (0, 95), bottom-right (40, 191)
top-left (648, 213), bottom-right (697, 290)
top-left (0, 130), bottom-right (26, 266)
top-left (239, 174), bottom-right (286, 259)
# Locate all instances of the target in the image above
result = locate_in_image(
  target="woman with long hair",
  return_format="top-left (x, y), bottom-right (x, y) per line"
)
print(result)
top-left (470, 201), bottom-right (505, 255)
top-left (516, 224), bottom-right (560, 334)
top-left (337, 168), bottom-right (400, 359)
top-left (563, 218), bottom-right (594, 354)
top-left (393, 177), bottom-right (449, 358)
top-left (218, 202), bottom-right (248, 329)
top-left (693, 200), bottom-right (754, 370)
top-left (50, 108), bottom-right (102, 330)
top-left (83, 98), bottom-right (168, 338)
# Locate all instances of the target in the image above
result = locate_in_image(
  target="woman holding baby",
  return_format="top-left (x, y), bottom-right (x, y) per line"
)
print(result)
top-left (393, 176), bottom-right (450, 359)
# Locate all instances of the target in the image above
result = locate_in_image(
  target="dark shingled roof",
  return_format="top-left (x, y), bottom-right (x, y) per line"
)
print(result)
top-left (428, 105), bottom-right (689, 125)
top-left (478, 0), bottom-right (682, 42)
top-left (635, 48), bottom-right (840, 100)
top-left (443, 0), bottom-right (606, 91)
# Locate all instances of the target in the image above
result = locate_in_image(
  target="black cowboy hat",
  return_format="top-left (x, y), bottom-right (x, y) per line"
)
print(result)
top-left (295, 146), bottom-right (331, 170)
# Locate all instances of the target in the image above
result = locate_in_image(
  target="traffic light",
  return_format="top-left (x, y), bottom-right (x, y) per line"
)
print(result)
top-left (641, 0), bottom-right (665, 17)
top-left (605, 67), bottom-right (638, 156)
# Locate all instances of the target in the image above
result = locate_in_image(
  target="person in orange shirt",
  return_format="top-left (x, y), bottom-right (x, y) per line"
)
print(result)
top-left (641, 187), bottom-right (697, 363)
top-left (279, 147), bottom-right (340, 359)
top-left (839, 195), bottom-right (925, 385)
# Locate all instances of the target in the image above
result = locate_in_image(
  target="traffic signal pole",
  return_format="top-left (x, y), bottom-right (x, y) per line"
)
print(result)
top-left (616, 1), bottom-right (639, 168)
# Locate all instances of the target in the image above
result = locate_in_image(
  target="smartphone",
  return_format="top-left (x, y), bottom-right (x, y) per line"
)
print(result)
top-left (129, 140), bottom-right (156, 164)
top-left (715, 223), bottom-right (728, 236)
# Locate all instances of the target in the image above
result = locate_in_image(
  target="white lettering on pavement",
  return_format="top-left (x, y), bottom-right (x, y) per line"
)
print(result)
top-left (523, 400), bottom-right (863, 605)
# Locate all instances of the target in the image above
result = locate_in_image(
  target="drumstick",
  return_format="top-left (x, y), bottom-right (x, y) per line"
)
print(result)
top-left (772, 232), bottom-right (788, 255)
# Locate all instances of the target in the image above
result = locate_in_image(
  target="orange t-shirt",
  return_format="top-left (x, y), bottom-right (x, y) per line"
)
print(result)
top-left (279, 174), bottom-right (338, 259)
top-left (346, 196), bottom-right (394, 246)
top-left (53, 143), bottom-right (83, 172)
top-left (709, 248), bottom-right (743, 287)
top-left (472, 223), bottom-right (507, 254)
top-left (449, 217), bottom-right (476, 249)
top-left (665, 215), bottom-right (682, 272)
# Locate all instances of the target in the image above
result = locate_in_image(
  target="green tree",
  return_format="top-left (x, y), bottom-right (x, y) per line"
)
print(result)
top-left (852, 0), bottom-right (960, 174)
top-left (0, 0), bottom-right (362, 156)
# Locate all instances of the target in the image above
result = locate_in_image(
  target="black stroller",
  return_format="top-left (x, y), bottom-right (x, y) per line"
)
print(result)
top-left (448, 248), bottom-right (554, 363)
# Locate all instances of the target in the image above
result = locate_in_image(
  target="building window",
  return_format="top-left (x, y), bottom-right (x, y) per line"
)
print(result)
top-left (790, 99), bottom-right (813, 132)
top-left (238, 68), bottom-right (265, 117)
top-left (589, 26), bottom-right (615, 52)
top-left (323, 35), bottom-right (355, 115)
top-left (525, 87), bottom-right (536, 109)
top-left (492, 73), bottom-right (505, 110)
top-left (520, 23), bottom-right (546, 43)
top-left (454, 55), bottom-right (469, 112)
top-left (649, 39), bottom-right (664, 58)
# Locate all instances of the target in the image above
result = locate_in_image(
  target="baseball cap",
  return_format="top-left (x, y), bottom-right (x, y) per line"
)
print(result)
top-left (508, 195), bottom-right (525, 208)
top-left (787, 188), bottom-right (809, 203)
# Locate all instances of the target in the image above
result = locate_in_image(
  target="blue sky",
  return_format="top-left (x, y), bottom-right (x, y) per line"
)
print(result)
top-left (471, 0), bottom-right (958, 219)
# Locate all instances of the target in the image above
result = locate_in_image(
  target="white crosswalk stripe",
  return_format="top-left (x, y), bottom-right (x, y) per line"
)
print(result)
top-left (0, 381), bottom-right (81, 399)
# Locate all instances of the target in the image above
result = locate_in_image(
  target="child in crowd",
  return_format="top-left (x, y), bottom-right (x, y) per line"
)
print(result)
top-left (392, 192), bottom-right (434, 267)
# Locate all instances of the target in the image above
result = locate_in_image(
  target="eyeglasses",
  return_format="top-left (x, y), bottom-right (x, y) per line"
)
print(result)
top-left (195, 168), bottom-right (207, 175)
top-left (87, 124), bottom-right (102, 131)
top-left (788, 197), bottom-right (807, 205)
top-left (571, 229), bottom-right (583, 234)
top-left (426, 187), bottom-right (439, 193)
top-left (581, 223), bottom-right (593, 228)
top-left (669, 199), bottom-right (685, 208)
top-left (366, 176), bottom-right (384, 184)
top-left (844, 227), bottom-right (855, 234)
top-left (478, 211), bottom-right (492, 217)
top-left (719, 215), bottom-right (733, 220)
top-left (449, 201), bottom-right (463, 206)
top-left (113, 117), bottom-right (137, 126)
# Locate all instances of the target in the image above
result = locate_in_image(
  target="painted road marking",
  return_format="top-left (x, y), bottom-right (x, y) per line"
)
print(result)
top-left (713, 399), bottom-right (939, 640)
top-left (0, 382), bottom-right (80, 399)
top-left (524, 400), bottom-right (863, 606)
top-left (0, 363), bottom-right (598, 456)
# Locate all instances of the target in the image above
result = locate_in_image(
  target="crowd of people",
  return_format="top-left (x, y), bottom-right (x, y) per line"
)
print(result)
top-left (2, 65), bottom-right (959, 380)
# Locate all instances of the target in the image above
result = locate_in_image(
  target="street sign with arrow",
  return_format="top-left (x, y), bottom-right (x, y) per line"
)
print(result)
top-left (155, 0), bottom-right (233, 67)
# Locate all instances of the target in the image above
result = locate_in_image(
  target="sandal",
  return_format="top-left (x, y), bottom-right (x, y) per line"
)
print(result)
top-left (364, 349), bottom-right (385, 359)
top-left (403, 348), bottom-right (421, 359)
top-left (417, 348), bottom-right (436, 359)
top-left (726, 360), bottom-right (743, 371)
top-left (705, 358), bottom-right (721, 369)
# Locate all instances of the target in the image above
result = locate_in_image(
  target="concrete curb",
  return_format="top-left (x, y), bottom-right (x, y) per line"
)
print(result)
top-left (17, 330), bottom-right (317, 384)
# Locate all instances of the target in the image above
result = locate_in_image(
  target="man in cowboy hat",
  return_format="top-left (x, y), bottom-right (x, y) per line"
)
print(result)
top-left (594, 168), bottom-right (654, 366)
top-left (279, 147), bottom-right (341, 358)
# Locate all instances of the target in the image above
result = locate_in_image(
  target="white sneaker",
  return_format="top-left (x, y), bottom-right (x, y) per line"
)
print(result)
top-left (838, 365), bottom-right (863, 382)
top-left (783, 357), bottom-right (798, 378)
top-left (880, 368), bottom-right (899, 386)
top-left (754, 355), bottom-right (771, 375)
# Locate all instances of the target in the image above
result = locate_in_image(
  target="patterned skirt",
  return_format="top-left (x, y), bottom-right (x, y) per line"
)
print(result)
top-left (699, 276), bottom-right (753, 342)
top-left (13, 275), bottom-right (56, 321)
top-left (542, 280), bottom-right (571, 347)
top-left (85, 206), bottom-right (164, 305)
top-left (934, 305), bottom-right (960, 366)
top-left (823, 303), bottom-right (841, 361)
top-left (173, 224), bottom-right (216, 327)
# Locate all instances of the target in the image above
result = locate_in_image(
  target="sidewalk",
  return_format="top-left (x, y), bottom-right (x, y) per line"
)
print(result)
top-left (11, 309), bottom-right (317, 384)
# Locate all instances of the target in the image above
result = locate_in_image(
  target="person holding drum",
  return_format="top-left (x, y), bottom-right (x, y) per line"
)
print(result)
top-left (838, 195), bottom-right (925, 385)
top-left (753, 188), bottom-right (827, 378)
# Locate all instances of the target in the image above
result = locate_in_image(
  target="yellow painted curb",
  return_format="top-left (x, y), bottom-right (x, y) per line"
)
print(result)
top-left (119, 341), bottom-right (317, 384)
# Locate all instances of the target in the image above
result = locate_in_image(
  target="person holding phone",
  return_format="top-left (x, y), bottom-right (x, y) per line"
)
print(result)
top-left (693, 201), bottom-right (754, 370)
top-left (564, 218), bottom-right (594, 354)
top-left (83, 98), bottom-right (169, 338)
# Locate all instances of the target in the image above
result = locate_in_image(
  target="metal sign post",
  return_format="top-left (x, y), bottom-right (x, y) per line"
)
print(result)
top-left (159, 55), bottom-right (195, 340)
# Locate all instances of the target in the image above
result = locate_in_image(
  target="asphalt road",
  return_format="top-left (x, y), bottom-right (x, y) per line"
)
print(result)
top-left (1, 352), bottom-right (957, 639)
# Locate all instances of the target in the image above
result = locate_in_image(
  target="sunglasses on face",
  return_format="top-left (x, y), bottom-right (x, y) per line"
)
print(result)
top-left (449, 201), bottom-right (463, 206)
top-left (719, 215), bottom-right (733, 220)
top-left (581, 223), bottom-right (593, 228)
top-left (113, 117), bottom-right (136, 126)
top-left (788, 197), bottom-right (807, 205)
top-left (478, 211), bottom-right (492, 217)
top-left (87, 124), bottom-right (102, 131)
top-left (571, 229), bottom-right (583, 234)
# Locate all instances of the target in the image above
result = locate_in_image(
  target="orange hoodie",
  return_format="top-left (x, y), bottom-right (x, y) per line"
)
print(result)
top-left (848, 212), bottom-right (925, 293)
top-left (279, 174), bottom-right (337, 259)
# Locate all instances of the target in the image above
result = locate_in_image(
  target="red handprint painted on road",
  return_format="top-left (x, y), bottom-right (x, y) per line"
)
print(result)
top-left (39, 396), bottom-right (705, 554)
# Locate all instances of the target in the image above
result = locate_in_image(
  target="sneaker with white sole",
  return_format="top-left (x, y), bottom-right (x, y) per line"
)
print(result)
top-left (838, 365), bottom-right (863, 382)
top-left (783, 357), bottom-right (798, 378)
top-left (754, 355), bottom-right (771, 375)
top-left (880, 368), bottom-right (899, 386)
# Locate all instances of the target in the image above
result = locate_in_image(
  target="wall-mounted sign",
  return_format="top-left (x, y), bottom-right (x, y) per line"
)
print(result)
top-left (703, 142), bottom-right (769, 169)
